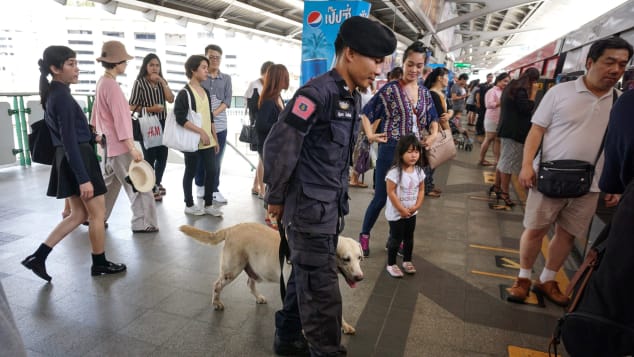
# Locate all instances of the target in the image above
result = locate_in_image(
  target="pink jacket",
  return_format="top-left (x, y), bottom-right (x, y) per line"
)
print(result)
top-left (93, 77), bottom-right (133, 157)
top-left (485, 85), bottom-right (503, 123)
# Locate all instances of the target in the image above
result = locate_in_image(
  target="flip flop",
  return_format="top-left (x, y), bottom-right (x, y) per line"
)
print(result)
top-left (478, 160), bottom-right (494, 166)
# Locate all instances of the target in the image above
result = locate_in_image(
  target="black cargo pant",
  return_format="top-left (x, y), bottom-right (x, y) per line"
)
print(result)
top-left (275, 230), bottom-right (342, 357)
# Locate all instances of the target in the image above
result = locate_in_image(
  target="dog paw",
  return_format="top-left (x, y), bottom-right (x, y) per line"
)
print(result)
top-left (256, 296), bottom-right (267, 304)
top-left (342, 323), bottom-right (356, 335)
top-left (213, 301), bottom-right (225, 310)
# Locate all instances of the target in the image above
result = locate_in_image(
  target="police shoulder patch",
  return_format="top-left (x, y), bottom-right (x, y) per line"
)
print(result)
top-left (285, 92), bottom-right (319, 133)
top-left (291, 95), bottom-right (316, 120)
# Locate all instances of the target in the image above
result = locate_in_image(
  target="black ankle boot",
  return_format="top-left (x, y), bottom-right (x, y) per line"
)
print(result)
top-left (21, 255), bottom-right (52, 282)
top-left (91, 261), bottom-right (127, 276)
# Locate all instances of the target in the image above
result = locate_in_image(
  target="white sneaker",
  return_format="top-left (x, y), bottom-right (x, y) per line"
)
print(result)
top-left (184, 205), bottom-right (204, 216)
top-left (196, 186), bottom-right (205, 198)
top-left (204, 205), bottom-right (223, 217)
top-left (213, 191), bottom-right (228, 204)
top-left (386, 265), bottom-right (404, 278)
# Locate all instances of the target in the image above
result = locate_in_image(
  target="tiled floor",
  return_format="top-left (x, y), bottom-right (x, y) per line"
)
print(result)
top-left (1, 141), bottom-right (571, 356)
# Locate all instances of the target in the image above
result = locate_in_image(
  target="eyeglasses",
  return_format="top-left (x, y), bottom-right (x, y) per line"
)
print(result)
top-left (208, 55), bottom-right (221, 61)
top-left (116, 60), bottom-right (128, 65)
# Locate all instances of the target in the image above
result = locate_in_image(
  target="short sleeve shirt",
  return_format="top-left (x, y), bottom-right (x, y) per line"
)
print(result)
top-left (384, 167), bottom-right (425, 221)
top-left (531, 76), bottom-right (617, 192)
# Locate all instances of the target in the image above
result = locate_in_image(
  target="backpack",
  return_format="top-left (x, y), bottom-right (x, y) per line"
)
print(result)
top-left (28, 119), bottom-right (55, 165)
top-left (550, 180), bottom-right (634, 356)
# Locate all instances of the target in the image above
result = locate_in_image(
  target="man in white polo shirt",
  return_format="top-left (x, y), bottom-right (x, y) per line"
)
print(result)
top-left (507, 37), bottom-right (633, 306)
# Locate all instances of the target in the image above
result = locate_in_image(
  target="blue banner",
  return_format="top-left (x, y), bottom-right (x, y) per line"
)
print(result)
top-left (301, 1), bottom-right (371, 85)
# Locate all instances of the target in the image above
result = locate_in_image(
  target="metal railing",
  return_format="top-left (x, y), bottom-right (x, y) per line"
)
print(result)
top-left (0, 92), bottom-right (94, 167)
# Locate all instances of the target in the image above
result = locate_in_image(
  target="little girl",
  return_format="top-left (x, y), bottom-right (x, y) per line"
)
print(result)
top-left (385, 134), bottom-right (427, 278)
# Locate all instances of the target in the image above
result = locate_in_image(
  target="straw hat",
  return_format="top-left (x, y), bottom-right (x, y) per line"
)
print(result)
top-left (127, 160), bottom-right (155, 193)
top-left (96, 41), bottom-right (133, 64)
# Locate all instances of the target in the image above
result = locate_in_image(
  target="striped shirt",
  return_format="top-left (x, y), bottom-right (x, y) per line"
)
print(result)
top-left (363, 80), bottom-right (439, 142)
top-left (201, 71), bottom-right (232, 132)
top-left (129, 77), bottom-right (167, 121)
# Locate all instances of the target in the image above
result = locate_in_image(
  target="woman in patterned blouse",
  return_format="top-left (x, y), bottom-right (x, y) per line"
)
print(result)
top-left (358, 41), bottom-right (440, 257)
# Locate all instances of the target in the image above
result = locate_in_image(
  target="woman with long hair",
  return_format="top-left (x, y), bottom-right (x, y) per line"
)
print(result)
top-left (129, 53), bottom-right (174, 201)
top-left (358, 41), bottom-right (440, 257)
top-left (491, 68), bottom-right (540, 207)
top-left (21, 46), bottom-right (125, 281)
top-left (93, 41), bottom-right (159, 233)
top-left (465, 79), bottom-right (480, 126)
top-left (423, 67), bottom-right (453, 198)
top-left (478, 72), bottom-right (510, 166)
top-left (256, 64), bottom-right (289, 228)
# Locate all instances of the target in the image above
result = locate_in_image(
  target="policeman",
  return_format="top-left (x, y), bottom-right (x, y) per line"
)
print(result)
top-left (263, 16), bottom-right (396, 356)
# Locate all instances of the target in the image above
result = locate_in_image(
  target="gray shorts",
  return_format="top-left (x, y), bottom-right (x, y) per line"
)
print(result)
top-left (523, 188), bottom-right (599, 238)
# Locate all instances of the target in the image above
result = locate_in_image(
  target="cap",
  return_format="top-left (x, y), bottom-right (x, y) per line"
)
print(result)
top-left (337, 16), bottom-right (397, 58)
top-left (96, 41), bottom-right (133, 64)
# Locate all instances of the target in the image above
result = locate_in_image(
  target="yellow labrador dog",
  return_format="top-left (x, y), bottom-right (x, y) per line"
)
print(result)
top-left (179, 222), bottom-right (364, 334)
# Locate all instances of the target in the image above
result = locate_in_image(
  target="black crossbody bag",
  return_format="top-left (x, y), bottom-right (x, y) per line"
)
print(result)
top-left (536, 89), bottom-right (617, 198)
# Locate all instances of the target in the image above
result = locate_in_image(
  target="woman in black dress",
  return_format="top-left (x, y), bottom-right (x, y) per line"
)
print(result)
top-left (255, 64), bottom-right (289, 228)
top-left (21, 46), bottom-right (125, 282)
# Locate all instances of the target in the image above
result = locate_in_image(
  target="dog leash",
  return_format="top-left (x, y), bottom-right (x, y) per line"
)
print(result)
top-left (277, 218), bottom-right (289, 302)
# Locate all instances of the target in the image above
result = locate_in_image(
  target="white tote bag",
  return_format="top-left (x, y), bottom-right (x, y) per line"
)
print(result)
top-left (138, 108), bottom-right (163, 149)
top-left (163, 89), bottom-right (201, 152)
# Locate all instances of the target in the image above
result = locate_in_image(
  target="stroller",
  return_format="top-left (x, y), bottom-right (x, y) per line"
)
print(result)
top-left (450, 116), bottom-right (473, 151)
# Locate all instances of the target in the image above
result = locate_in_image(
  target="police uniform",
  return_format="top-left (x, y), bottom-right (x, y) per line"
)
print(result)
top-left (263, 16), bottom-right (396, 356)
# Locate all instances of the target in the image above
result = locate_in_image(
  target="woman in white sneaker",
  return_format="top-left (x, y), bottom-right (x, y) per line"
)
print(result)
top-left (385, 135), bottom-right (426, 277)
top-left (174, 55), bottom-right (221, 216)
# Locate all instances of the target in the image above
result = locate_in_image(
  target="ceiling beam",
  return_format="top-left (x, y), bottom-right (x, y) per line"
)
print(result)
top-left (455, 27), bottom-right (542, 37)
top-left (218, 1), bottom-right (236, 19)
top-left (397, 0), bottom-right (448, 52)
top-left (437, 0), bottom-right (543, 32)
top-left (93, 0), bottom-right (301, 44)
top-left (450, 26), bottom-right (542, 51)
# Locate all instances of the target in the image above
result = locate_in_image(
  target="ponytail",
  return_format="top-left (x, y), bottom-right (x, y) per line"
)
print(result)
top-left (38, 59), bottom-right (50, 110)
top-left (38, 46), bottom-right (77, 110)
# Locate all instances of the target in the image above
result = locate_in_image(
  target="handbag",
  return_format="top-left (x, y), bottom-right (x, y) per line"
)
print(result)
top-left (28, 119), bottom-right (55, 165)
top-left (131, 105), bottom-right (143, 142)
top-left (138, 108), bottom-right (163, 149)
top-left (536, 89), bottom-right (617, 198)
top-left (239, 124), bottom-right (256, 144)
top-left (425, 129), bottom-right (457, 169)
top-left (536, 160), bottom-right (595, 198)
top-left (162, 89), bottom-right (202, 152)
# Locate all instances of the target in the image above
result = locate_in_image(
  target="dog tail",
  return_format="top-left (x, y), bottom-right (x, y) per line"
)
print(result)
top-left (179, 225), bottom-right (227, 245)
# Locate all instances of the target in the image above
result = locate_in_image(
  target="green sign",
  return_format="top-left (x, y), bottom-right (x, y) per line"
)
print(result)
top-left (454, 62), bottom-right (471, 68)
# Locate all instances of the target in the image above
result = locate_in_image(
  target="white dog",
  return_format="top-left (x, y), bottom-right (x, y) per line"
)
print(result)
top-left (179, 222), bottom-right (364, 334)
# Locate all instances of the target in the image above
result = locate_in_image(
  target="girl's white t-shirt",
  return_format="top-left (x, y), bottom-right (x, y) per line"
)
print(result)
top-left (384, 167), bottom-right (426, 221)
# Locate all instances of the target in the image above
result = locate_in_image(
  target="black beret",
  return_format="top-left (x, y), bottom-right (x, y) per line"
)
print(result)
top-left (338, 16), bottom-right (397, 58)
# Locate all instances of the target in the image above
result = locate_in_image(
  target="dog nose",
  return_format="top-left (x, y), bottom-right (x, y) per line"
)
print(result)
top-left (354, 275), bottom-right (364, 282)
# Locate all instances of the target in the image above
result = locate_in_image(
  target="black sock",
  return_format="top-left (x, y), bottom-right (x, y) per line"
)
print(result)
top-left (92, 252), bottom-right (107, 266)
top-left (34, 243), bottom-right (52, 261)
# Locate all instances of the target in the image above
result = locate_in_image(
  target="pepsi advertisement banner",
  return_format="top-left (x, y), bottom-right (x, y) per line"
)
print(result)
top-left (301, 1), bottom-right (371, 85)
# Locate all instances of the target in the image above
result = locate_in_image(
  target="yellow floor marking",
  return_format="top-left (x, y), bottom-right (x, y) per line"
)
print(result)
top-left (500, 257), bottom-right (521, 269)
top-left (471, 270), bottom-right (516, 280)
top-left (469, 244), bottom-right (519, 254)
top-left (508, 345), bottom-right (559, 357)
top-left (484, 171), bottom-right (496, 184)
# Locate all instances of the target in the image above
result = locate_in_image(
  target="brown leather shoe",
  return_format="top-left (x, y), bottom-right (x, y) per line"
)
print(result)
top-left (533, 280), bottom-right (570, 307)
top-left (507, 277), bottom-right (531, 302)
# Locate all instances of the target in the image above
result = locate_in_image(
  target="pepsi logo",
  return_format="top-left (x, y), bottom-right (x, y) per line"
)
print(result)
top-left (307, 11), bottom-right (322, 28)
